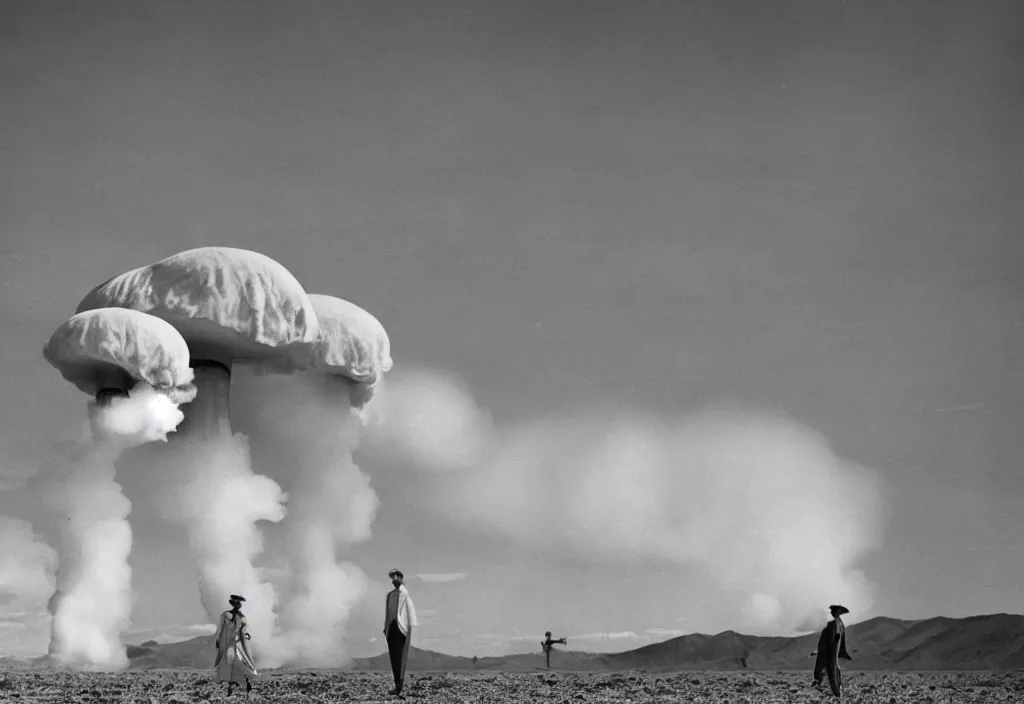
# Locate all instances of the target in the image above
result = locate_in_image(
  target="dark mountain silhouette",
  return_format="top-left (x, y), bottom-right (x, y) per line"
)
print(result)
top-left (881, 614), bottom-right (1024, 670)
top-left (606, 614), bottom-right (1024, 672)
top-left (16, 614), bottom-right (1023, 673)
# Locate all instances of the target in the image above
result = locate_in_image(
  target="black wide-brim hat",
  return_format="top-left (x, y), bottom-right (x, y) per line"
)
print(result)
top-left (829, 604), bottom-right (849, 615)
top-left (229, 594), bottom-right (246, 603)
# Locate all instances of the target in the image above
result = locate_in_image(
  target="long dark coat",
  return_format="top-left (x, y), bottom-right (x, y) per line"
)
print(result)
top-left (813, 617), bottom-right (852, 696)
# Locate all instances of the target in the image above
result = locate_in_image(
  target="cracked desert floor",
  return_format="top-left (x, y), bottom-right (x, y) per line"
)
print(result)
top-left (2, 670), bottom-right (1024, 703)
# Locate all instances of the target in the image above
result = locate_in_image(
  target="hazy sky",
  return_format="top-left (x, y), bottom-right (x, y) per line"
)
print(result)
top-left (1, 0), bottom-right (1022, 659)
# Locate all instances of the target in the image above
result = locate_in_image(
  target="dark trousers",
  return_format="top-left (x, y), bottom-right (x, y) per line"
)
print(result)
top-left (813, 650), bottom-right (842, 696)
top-left (386, 621), bottom-right (411, 692)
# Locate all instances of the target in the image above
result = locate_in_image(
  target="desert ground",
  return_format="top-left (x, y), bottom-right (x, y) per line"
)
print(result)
top-left (1, 669), bottom-right (1023, 703)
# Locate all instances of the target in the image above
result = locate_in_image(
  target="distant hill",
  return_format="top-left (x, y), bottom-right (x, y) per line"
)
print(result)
top-left (603, 614), bottom-right (1024, 672)
top-left (10, 614), bottom-right (1024, 673)
top-left (124, 634), bottom-right (219, 670)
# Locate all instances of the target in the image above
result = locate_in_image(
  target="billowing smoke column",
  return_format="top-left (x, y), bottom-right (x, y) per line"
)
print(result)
top-left (75, 247), bottom-right (319, 662)
top-left (0, 517), bottom-right (57, 604)
top-left (39, 308), bottom-right (197, 670)
top-left (366, 372), bottom-right (887, 635)
top-left (246, 293), bottom-right (392, 666)
top-left (0, 516), bottom-right (58, 657)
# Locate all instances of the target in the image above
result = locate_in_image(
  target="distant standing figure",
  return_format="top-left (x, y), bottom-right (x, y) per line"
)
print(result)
top-left (813, 604), bottom-right (852, 697)
top-left (214, 594), bottom-right (258, 697)
top-left (384, 568), bottom-right (418, 697)
top-left (541, 631), bottom-right (567, 669)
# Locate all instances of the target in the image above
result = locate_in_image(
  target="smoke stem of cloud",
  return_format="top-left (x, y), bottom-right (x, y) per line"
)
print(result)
top-left (29, 383), bottom-right (188, 671)
top-left (134, 430), bottom-right (286, 665)
top-left (242, 372), bottom-right (378, 668)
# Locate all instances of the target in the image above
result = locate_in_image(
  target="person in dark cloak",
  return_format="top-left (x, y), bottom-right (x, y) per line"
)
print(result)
top-left (541, 631), bottom-right (567, 669)
top-left (813, 604), bottom-right (852, 697)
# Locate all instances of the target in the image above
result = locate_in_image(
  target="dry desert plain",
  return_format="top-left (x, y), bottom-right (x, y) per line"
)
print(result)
top-left (2, 669), bottom-right (1024, 703)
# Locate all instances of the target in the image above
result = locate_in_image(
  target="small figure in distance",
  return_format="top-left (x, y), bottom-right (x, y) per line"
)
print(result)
top-left (813, 604), bottom-right (852, 697)
top-left (541, 631), bottom-right (567, 669)
top-left (384, 568), bottom-right (418, 698)
top-left (214, 594), bottom-right (258, 697)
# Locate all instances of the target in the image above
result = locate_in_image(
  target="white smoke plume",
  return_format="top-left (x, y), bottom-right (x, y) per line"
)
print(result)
top-left (237, 370), bottom-right (378, 667)
top-left (89, 384), bottom-right (187, 444)
top-left (133, 430), bottom-right (286, 664)
top-left (0, 516), bottom-right (57, 608)
top-left (0, 518), bottom-right (57, 658)
top-left (362, 369), bottom-right (497, 471)
top-left (364, 368), bottom-right (887, 635)
top-left (27, 382), bottom-right (188, 671)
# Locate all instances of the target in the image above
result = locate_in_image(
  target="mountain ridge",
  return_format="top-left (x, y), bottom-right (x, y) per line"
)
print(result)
top-left (14, 614), bottom-right (1024, 672)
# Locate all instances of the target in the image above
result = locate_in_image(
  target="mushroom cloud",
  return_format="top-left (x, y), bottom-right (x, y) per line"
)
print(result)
top-left (38, 307), bottom-right (196, 670)
top-left (75, 247), bottom-right (320, 664)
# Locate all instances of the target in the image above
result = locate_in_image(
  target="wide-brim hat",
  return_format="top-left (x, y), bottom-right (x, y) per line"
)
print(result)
top-left (829, 604), bottom-right (849, 615)
top-left (229, 594), bottom-right (246, 603)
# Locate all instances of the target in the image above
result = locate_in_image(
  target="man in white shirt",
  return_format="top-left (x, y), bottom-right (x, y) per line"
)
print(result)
top-left (383, 568), bottom-right (418, 697)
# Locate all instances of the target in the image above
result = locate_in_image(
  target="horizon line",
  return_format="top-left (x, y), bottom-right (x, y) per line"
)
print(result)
top-left (9, 610), bottom-right (1021, 663)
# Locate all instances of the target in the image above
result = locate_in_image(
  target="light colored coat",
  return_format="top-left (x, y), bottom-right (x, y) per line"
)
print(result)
top-left (214, 610), bottom-right (258, 683)
top-left (384, 584), bottom-right (418, 636)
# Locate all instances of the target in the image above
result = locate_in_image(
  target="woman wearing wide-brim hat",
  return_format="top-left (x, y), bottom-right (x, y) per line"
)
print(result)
top-left (214, 594), bottom-right (259, 696)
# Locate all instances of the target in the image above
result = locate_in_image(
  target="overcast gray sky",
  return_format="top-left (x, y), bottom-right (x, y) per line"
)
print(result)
top-left (1, 0), bottom-right (1022, 659)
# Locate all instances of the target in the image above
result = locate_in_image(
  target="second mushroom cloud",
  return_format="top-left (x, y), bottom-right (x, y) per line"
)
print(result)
top-left (40, 246), bottom-right (393, 671)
